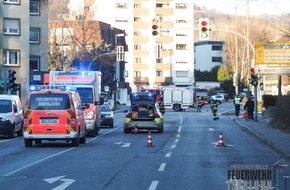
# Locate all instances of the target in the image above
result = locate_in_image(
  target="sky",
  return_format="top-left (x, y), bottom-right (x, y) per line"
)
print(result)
top-left (194, 0), bottom-right (290, 16)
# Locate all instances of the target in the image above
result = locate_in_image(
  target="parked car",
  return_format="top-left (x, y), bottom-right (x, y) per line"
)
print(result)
top-left (101, 103), bottom-right (114, 128)
top-left (210, 94), bottom-right (225, 104)
top-left (0, 95), bottom-right (24, 138)
top-left (124, 92), bottom-right (164, 133)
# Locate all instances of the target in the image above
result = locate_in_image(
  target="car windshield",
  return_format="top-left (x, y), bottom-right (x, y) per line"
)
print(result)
top-left (76, 87), bottom-right (93, 103)
top-left (0, 100), bottom-right (12, 113)
top-left (28, 94), bottom-right (70, 110)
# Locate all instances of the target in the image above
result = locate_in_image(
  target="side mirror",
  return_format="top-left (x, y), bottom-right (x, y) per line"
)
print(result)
top-left (82, 103), bottom-right (90, 110)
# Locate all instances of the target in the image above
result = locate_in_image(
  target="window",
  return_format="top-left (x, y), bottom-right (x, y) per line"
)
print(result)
top-left (176, 3), bottom-right (187, 9)
top-left (135, 58), bottom-right (141, 64)
top-left (30, 28), bottom-right (40, 43)
top-left (3, 18), bottom-right (20, 35)
top-left (30, 56), bottom-right (40, 71)
top-left (3, 0), bottom-right (20, 5)
top-left (176, 44), bottom-right (188, 50)
top-left (30, 0), bottom-right (40, 15)
top-left (3, 50), bottom-right (20, 66)
top-left (212, 57), bottom-right (223, 63)
top-left (156, 71), bottom-right (162, 77)
top-left (134, 71), bottom-right (141, 77)
top-left (116, 3), bottom-right (128, 9)
top-left (212, 45), bottom-right (223, 51)
top-left (176, 71), bottom-right (188, 77)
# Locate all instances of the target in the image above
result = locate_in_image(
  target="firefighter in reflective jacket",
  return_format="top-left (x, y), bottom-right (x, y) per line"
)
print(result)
top-left (158, 96), bottom-right (165, 114)
top-left (211, 100), bottom-right (219, 120)
top-left (196, 97), bottom-right (202, 112)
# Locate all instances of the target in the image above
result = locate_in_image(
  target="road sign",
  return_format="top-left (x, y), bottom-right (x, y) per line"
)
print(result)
top-left (254, 65), bottom-right (290, 75)
top-left (255, 42), bottom-right (290, 65)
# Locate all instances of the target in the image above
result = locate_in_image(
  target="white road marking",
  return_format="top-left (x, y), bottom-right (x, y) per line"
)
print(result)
top-left (158, 163), bottom-right (166, 171)
top-left (208, 128), bottom-right (215, 132)
top-left (148, 181), bottom-right (159, 190)
top-left (171, 144), bottom-right (176, 149)
top-left (121, 143), bottom-right (131, 147)
top-left (165, 152), bottom-right (172, 158)
top-left (3, 126), bottom-right (121, 177)
top-left (176, 134), bottom-right (180, 138)
top-left (174, 139), bottom-right (179, 143)
top-left (178, 126), bottom-right (182, 133)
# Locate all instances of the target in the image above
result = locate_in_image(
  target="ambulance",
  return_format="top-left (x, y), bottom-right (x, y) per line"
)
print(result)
top-left (23, 85), bottom-right (86, 147)
top-left (48, 71), bottom-right (103, 137)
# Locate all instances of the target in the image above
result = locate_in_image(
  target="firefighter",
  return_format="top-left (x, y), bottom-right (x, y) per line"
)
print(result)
top-left (158, 96), bottom-right (165, 114)
top-left (211, 100), bottom-right (219, 120)
top-left (196, 97), bottom-right (202, 112)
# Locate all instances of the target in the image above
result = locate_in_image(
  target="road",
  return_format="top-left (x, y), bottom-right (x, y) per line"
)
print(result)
top-left (0, 101), bottom-right (289, 190)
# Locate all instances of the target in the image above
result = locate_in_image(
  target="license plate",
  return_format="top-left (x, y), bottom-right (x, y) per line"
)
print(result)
top-left (40, 118), bottom-right (58, 124)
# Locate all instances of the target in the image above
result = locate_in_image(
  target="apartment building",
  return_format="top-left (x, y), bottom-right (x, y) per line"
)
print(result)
top-left (0, 0), bottom-right (48, 102)
top-left (194, 40), bottom-right (225, 71)
top-left (92, 0), bottom-right (195, 92)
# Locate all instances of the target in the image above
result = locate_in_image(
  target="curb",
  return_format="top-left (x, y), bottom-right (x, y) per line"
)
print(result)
top-left (234, 118), bottom-right (290, 160)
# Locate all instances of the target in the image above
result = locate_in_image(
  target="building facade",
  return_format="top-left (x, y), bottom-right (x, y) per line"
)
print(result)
top-left (194, 40), bottom-right (225, 72)
top-left (92, 0), bottom-right (195, 92)
top-left (0, 0), bottom-right (48, 102)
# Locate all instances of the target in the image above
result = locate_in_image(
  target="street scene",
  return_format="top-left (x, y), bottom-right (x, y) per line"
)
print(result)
top-left (1, 0), bottom-right (290, 190)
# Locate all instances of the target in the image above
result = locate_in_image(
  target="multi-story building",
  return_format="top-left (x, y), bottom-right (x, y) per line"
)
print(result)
top-left (194, 40), bottom-right (225, 71)
top-left (0, 0), bottom-right (48, 102)
top-left (92, 0), bottom-right (195, 93)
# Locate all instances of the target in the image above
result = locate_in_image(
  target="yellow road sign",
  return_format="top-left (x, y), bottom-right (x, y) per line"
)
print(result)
top-left (255, 42), bottom-right (290, 65)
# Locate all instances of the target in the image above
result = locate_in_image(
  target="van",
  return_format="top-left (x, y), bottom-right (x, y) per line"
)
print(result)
top-left (0, 95), bottom-right (24, 138)
top-left (23, 85), bottom-right (86, 147)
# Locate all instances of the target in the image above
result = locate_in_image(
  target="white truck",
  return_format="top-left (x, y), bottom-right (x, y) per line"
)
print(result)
top-left (49, 71), bottom-right (103, 137)
top-left (162, 87), bottom-right (194, 111)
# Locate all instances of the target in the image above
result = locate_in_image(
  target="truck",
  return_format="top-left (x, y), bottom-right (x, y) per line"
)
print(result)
top-left (162, 87), bottom-right (194, 111)
top-left (49, 71), bottom-right (103, 137)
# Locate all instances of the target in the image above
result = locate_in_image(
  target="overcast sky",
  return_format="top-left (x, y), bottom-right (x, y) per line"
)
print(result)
top-left (194, 0), bottom-right (290, 16)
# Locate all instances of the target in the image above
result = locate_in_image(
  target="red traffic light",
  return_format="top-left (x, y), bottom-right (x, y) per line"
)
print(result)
top-left (152, 25), bottom-right (158, 30)
top-left (201, 21), bottom-right (208, 26)
top-left (201, 27), bottom-right (208, 32)
top-left (250, 68), bottom-right (255, 73)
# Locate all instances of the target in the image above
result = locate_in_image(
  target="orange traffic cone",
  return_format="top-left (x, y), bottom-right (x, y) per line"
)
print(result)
top-left (133, 123), bottom-right (138, 134)
top-left (217, 131), bottom-right (225, 147)
top-left (146, 131), bottom-right (154, 147)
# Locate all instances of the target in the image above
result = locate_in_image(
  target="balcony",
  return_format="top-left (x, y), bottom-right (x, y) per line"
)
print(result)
top-left (133, 50), bottom-right (149, 57)
top-left (134, 77), bottom-right (149, 84)
top-left (155, 8), bottom-right (173, 16)
top-left (133, 63), bottom-right (149, 70)
top-left (155, 36), bottom-right (173, 44)
top-left (133, 21), bottom-right (148, 29)
top-left (154, 77), bottom-right (172, 85)
top-left (133, 8), bottom-right (149, 16)
top-left (133, 36), bottom-right (149, 44)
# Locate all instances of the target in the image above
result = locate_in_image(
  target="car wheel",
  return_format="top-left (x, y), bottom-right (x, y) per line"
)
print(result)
top-left (17, 124), bottom-right (24, 137)
top-left (110, 120), bottom-right (114, 128)
top-left (8, 124), bottom-right (15, 138)
top-left (24, 139), bottom-right (33, 147)
top-left (72, 138), bottom-right (80, 147)
top-left (173, 104), bottom-right (181, 111)
top-left (79, 132), bottom-right (86, 144)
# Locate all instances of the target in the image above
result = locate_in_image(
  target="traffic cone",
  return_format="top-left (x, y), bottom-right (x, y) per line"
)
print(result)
top-left (217, 131), bottom-right (225, 147)
top-left (133, 123), bottom-right (138, 134)
top-left (146, 131), bottom-right (154, 147)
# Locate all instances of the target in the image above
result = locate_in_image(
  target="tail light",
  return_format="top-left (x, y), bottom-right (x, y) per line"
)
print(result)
top-left (23, 118), bottom-right (29, 128)
top-left (70, 118), bottom-right (76, 128)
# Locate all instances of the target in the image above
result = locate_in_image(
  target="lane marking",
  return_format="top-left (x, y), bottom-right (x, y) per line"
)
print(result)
top-left (158, 163), bottom-right (166, 172)
top-left (3, 126), bottom-right (121, 177)
top-left (174, 139), bottom-right (179, 143)
top-left (165, 152), bottom-right (172, 158)
top-left (171, 144), bottom-right (176, 149)
top-left (176, 134), bottom-right (180, 138)
top-left (148, 181), bottom-right (159, 190)
top-left (121, 143), bottom-right (131, 147)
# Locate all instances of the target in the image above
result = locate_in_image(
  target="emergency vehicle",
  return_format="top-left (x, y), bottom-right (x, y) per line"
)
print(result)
top-left (23, 85), bottom-right (87, 147)
top-left (48, 71), bottom-right (103, 137)
top-left (162, 87), bottom-right (194, 111)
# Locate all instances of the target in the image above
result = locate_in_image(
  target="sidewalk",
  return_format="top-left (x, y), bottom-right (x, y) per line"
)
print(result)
top-left (233, 114), bottom-right (290, 159)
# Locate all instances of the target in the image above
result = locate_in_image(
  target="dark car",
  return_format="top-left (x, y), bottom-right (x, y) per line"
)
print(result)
top-left (101, 103), bottom-right (114, 128)
top-left (123, 92), bottom-right (164, 133)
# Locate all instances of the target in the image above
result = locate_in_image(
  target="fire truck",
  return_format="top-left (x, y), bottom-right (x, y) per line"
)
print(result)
top-left (49, 71), bottom-right (103, 137)
top-left (162, 87), bottom-right (194, 111)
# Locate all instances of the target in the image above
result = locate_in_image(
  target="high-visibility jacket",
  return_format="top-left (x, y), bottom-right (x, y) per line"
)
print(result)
top-left (234, 97), bottom-right (241, 105)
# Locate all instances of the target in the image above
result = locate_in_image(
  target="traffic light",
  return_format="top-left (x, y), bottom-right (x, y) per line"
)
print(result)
top-left (8, 69), bottom-right (17, 91)
top-left (199, 18), bottom-right (209, 40)
top-left (152, 18), bottom-right (159, 36)
top-left (250, 68), bottom-right (258, 87)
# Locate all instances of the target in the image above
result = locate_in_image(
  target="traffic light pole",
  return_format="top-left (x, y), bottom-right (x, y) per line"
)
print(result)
top-left (254, 85), bottom-right (258, 122)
